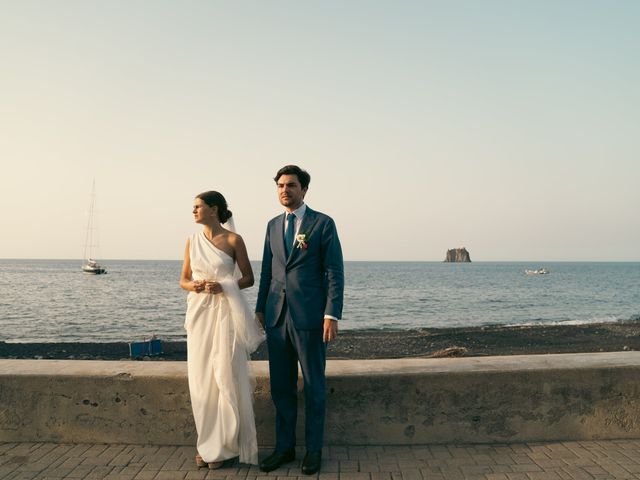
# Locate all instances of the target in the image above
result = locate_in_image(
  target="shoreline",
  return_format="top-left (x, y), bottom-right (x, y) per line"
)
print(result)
top-left (2, 322), bottom-right (640, 360)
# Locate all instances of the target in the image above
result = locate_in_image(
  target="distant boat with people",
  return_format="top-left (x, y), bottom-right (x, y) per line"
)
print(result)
top-left (525, 267), bottom-right (549, 275)
top-left (82, 180), bottom-right (107, 275)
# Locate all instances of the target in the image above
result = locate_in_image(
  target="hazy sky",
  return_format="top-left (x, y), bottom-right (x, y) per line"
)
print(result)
top-left (1, 1), bottom-right (638, 261)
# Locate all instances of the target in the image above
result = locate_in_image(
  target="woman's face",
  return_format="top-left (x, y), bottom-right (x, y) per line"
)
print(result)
top-left (192, 198), bottom-right (216, 224)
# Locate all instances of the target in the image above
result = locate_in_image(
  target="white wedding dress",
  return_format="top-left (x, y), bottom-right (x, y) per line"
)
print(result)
top-left (184, 231), bottom-right (265, 465)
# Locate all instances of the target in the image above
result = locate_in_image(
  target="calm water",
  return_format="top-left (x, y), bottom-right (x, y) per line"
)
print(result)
top-left (0, 259), bottom-right (638, 342)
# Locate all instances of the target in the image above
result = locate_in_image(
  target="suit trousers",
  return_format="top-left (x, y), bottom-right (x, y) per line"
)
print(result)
top-left (266, 302), bottom-right (327, 452)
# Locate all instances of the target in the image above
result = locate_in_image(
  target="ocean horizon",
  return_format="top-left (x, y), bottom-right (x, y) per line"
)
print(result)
top-left (1, 259), bottom-right (638, 343)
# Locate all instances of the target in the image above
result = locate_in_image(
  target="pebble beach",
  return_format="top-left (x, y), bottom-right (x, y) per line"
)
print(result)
top-left (2, 322), bottom-right (640, 361)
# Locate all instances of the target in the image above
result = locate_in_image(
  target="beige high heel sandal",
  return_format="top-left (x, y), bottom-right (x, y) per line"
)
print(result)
top-left (195, 454), bottom-right (207, 468)
top-left (195, 454), bottom-right (224, 470)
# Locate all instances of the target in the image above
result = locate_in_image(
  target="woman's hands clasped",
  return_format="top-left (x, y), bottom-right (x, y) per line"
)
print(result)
top-left (192, 279), bottom-right (222, 294)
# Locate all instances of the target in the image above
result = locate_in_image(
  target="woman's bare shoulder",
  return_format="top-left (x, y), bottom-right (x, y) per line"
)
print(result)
top-left (226, 230), bottom-right (244, 245)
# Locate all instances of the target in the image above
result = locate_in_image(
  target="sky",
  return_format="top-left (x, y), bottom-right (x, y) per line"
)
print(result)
top-left (1, 1), bottom-right (638, 262)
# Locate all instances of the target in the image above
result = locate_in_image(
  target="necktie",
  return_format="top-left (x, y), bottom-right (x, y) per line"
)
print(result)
top-left (285, 212), bottom-right (296, 257)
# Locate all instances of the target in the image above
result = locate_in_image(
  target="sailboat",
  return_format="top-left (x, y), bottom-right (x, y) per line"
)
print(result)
top-left (82, 180), bottom-right (107, 274)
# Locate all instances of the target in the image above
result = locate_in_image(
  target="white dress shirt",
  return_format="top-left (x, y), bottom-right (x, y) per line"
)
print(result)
top-left (284, 204), bottom-right (307, 248)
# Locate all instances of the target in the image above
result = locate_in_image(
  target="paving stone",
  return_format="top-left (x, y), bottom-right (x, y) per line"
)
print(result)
top-left (550, 469), bottom-right (574, 480)
top-left (428, 448), bottom-right (452, 460)
top-left (98, 445), bottom-right (127, 464)
top-left (397, 460), bottom-right (426, 471)
top-left (527, 473), bottom-right (565, 480)
top-left (5, 471), bottom-right (40, 480)
top-left (437, 467), bottom-right (463, 479)
top-left (347, 448), bottom-right (370, 460)
top-left (82, 466), bottom-right (117, 479)
top-left (459, 465), bottom-right (494, 476)
top-left (369, 473), bottom-right (391, 480)
top-left (317, 474), bottom-right (339, 480)
top-left (509, 455), bottom-right (536, 465)
top-left (102, 474), bottom-right (138, 480)
top-left (398, 469), bottom-right (421, 480)
top-left (0, 466), bottom-right (19, 479)
top-left (376, 463), bottom-right (399, 473)
top-left (339, 474), bottom-right (371, 480)
top-left (154, 471), bottom-right (187, 480)
top-left (418, 466), bottom-right (440, 475)
top-left (321, 460), bottom-right (341, 473)
top-left (563, 457), bottom-right (598, 467)
top-left (36, 467), bottom-right (74, 478)
top-left (110, 453), bottom-right (138, 467)
top-left (338, 461), bottom-right (359, 472)
top-left (356, 462), bottom-right (380, 473)
top-left (489, 454), bottom-right (517, 466)
top-left (132, 470), bottom-right (158, 480)
top-left (597, 464), bottom-right (635, 478)
top-left (503, 474), bottom-right (529, 480)
top-left (0, 444), bottom-right (18, 455)
top-left (533, 458), bottom-right (566, 468)
top-left (560, 466), bottom-right (597, 480)
top-left (510, 463), bottom-right (542, 473)
top-left (467, 453), bottom-right (495, 465)
top-left (65, 465), bottom-right (96, 478)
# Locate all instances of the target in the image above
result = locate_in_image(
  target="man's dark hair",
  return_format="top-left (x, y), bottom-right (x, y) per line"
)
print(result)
top-left (274, 165), bottom-right (311, 190)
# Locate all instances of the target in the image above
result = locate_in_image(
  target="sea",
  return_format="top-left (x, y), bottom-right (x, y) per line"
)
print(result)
top-left (0, 259), bottom-right (638, 343)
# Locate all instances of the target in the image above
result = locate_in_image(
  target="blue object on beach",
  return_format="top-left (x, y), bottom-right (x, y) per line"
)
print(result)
top-left (129, 337), bottom-right (163, 358)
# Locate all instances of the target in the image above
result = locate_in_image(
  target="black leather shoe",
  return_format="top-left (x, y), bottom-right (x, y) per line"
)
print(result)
top-left (301, 450), bottom-right (322, 475)
top-left (259, 448), bottom-right (296, 472)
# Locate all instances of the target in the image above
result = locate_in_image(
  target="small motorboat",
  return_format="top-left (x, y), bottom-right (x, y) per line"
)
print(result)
top-left (82, 259), bottom-right (107, 275)
top-left (525, 268), bottom-right (549, 275)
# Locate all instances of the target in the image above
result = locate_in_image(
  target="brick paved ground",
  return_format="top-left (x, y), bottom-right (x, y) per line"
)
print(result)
top-left (2, 440), bottom-right (640, 480)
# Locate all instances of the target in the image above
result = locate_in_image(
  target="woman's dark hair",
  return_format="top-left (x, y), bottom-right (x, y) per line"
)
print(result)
top-left (196, 191), bottom-right (233, 224)
top-left (274, 165), bottom-right (311, 190)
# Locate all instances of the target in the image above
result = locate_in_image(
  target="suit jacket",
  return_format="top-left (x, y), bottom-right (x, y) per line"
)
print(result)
top-left (256, 206), bottom-right (344, 330)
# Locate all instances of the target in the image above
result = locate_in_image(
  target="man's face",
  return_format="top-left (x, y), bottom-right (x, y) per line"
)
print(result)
top-left (277, 174), bottom-right (307, 210)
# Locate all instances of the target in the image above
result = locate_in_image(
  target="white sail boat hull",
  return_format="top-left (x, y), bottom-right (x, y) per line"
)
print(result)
top-left (82, 259), bottom-right (106, 274)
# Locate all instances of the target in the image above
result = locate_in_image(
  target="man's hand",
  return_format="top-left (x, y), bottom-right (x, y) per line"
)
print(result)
top-left (323, 318), bottom-right (338, 343)
top-left (256, 312), bottom-right (265, 328)
top-left (204, 280), bottom-right (222, 294)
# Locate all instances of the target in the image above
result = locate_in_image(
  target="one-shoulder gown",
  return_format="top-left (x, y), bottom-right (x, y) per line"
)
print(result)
top-left (184, 232), bottom-right (265, 465)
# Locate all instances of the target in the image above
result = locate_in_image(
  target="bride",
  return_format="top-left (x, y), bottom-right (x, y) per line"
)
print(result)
top-left (179, 191), bottom-right (265, 469)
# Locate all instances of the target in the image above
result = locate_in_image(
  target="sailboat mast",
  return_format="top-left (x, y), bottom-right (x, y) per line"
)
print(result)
top-left (83, 180), bottom-right (96, 261)
top-left (81, 180), bottom-right (106, 274)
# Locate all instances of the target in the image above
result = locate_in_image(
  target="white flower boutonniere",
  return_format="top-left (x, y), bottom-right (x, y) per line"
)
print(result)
top-left (295, 232), bottom-right (309, 250)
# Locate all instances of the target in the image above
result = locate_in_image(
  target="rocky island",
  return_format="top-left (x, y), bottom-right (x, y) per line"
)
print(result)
top-left (444, 247), bottom-right (471, 262)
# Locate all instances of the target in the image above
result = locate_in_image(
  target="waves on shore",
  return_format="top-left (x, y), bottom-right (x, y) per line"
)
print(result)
top-left (506, 313), bottom-right (640, 328)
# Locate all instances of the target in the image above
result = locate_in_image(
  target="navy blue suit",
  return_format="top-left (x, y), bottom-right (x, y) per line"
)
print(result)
top-left (256, 206), bottom-right (344, 451)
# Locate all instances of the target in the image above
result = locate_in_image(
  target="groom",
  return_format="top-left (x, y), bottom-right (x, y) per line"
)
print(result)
top-left (256, 165), bottom-right (344, 475)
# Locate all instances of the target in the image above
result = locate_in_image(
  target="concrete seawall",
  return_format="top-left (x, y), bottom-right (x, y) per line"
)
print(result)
top-left (2, 352), bottom-right (640, 445)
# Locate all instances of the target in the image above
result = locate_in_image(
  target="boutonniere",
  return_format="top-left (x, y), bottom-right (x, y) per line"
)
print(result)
top-left (295, 232), bottom-right (309, 250)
